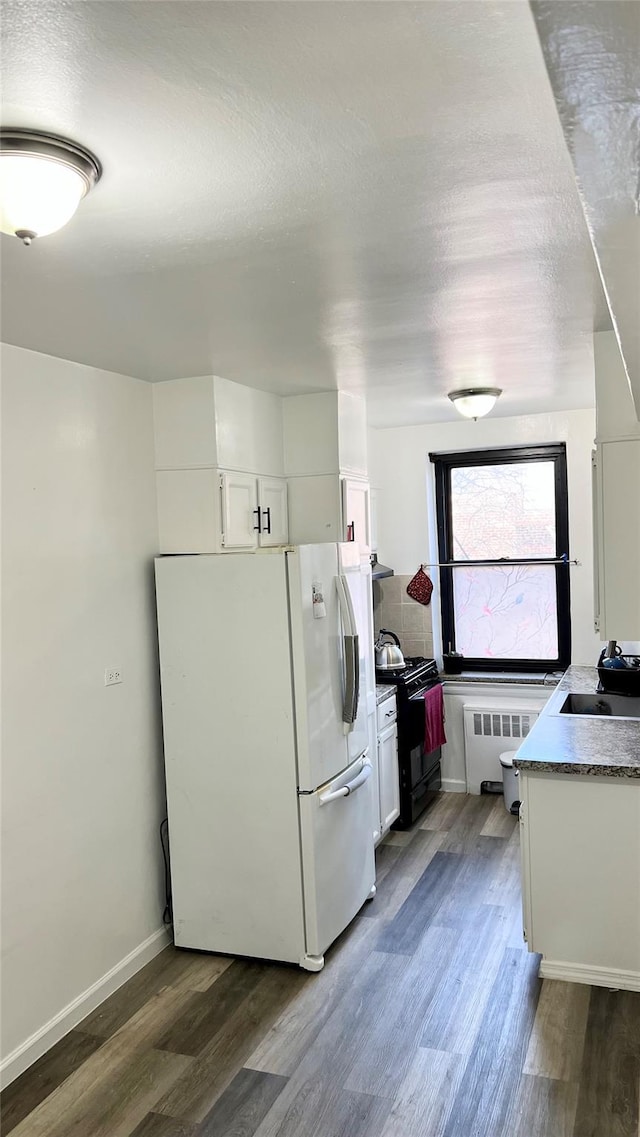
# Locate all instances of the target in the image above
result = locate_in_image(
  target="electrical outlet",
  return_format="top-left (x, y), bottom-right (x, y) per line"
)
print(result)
top-left (104, 667), bottom-right (122, 686)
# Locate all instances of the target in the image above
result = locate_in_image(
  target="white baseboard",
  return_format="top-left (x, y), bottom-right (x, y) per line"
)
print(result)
top-left (539, 958), bottom-right (640, 992)
top-left (0, 927), bottom-right (170, 1089)
top-left (441, 778), bottom-right (467, 793)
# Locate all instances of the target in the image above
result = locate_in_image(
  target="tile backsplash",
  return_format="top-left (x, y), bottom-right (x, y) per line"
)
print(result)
top-left (373, 574), bottom-right (434, 659)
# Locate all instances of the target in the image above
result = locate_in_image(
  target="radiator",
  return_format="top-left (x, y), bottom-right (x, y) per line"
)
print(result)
top-left (463, 701), bottom-right (544, 794)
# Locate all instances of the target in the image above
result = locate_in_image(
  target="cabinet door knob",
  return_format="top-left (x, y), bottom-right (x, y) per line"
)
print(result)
top-left (262, 507), bottom-right (272, 535)
top-left (253, 508), bottom-right (262, 533)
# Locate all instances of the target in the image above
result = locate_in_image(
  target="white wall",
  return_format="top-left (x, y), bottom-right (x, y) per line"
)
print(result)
top-left (369, 409), bottom-right (601, 667)
top-left (1, 345), bottom-right (165, 1081)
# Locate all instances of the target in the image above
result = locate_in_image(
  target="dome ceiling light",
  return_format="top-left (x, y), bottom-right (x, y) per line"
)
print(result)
top-left (0, 129), bottom-right (101, 245)
top-left (448, 387), bottom-right (502, 420)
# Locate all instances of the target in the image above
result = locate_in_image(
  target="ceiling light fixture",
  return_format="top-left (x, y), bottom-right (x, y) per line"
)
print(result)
top-left (448, 387), bottom-right (502, 420)
top-left (0, 129), bottom-right (101, 245)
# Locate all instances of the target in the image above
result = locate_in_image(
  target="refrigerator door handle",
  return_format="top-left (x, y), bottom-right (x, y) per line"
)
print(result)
top-left (319, 758), bottom-right (372, 805)
top-left (342, 633), bottom-right (360, 726)
top-left (336, 575), bottom-right (360, 727)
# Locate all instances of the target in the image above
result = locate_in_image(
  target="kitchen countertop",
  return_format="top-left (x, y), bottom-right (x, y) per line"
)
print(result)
top-left (514, 666), bottom-right (640, 779)
top-left (376, 684), bottom-right (396, 705)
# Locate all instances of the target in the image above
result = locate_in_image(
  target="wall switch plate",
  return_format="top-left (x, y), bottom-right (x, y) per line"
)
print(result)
top-left (104, 667), bottom-right (122, 686)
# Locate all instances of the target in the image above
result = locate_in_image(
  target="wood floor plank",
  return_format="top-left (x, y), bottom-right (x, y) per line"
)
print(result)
top-left (252, 1081), bottom-right (391, 1137)
top-left (506, 1074), bottom-right (580, 1137)
top-left (0, 1030), bottom-right (104, 1135)
top-left (344, 926), bottom-right (458, 1099)
top-left (381, 827), bottom-right (421, 847)
top-left (15, 1048), bottom-right (192, 1137)
top-left (129, 1116), bottom-right (196, 1137)
top-left (432, 837), bottom-right (506, 930)
top-left (198, 1068), bottom-right (288, 1136)
top-left (573, 986), bottom-right (640, 1137)
top-left (245, 941), bottom-right (441, 1127)
top-left (441, 946), bottom-right (542, 1137)
top-left (419, 791), bottom-right (469, 832)
top-left (155, 960), bottom-right (267, 1057)
top-left (81, 946), bottom-right (232, 1039)
top-left (243, 950), bottom-right (409, 1127)
top-left (246, 915), bottom-right (377, 1076)
top-left (523, 979), bottom-right (591, 1082)
top-left (438, 793), bottom-right (496, 853)
top-left (376, 850), bottom-right (465, 955)
top-left (366, 829), bottom-right (447, 923)
top-left (420, 904), bottom-right (510, 1055)
top-left (480, 796), bottom-right (519, 839)
top-left (8, 986), bottom-right (197, 1137)
top-left (379, 1047), bottom-right (464, 1137)
top-left (155, 965), bottom-right (308, 1124)
top-left (359, 845), bottom-right (402, 915)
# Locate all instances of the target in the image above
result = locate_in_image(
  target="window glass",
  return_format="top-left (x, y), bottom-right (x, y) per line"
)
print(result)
top-left (452, 565), bottom-right (558, 659)
top-left (450, 461), bottom-right (556, 559)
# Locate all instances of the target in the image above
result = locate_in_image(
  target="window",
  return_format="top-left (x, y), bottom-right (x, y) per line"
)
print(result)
top-left (430, 444), bottom-right (571, 672)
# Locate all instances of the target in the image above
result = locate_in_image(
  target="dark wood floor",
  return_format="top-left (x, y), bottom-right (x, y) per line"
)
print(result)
top-left (3, 792), bottom-right (639, 1137)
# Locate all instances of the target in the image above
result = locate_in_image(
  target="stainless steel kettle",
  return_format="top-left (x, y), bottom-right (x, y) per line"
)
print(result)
top-left (375, 629), bottom-right (405, 670)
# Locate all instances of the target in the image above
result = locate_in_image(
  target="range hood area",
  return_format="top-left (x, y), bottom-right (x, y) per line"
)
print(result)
top-left (370, 554), bottom-right (394, 580)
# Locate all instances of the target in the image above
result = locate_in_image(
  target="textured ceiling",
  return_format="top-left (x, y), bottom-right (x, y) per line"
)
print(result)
top-left (532, 0), bottom-right (640, 418)
top-left (0, 0), bottom-right (610, 425)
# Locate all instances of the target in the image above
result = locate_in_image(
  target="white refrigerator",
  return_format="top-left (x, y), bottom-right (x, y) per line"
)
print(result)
top-left (154, 542), bottom-right (376, 971)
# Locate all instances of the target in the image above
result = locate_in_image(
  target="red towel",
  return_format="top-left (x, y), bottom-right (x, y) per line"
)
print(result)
top-left (424, 683), bottom-right (446, 752)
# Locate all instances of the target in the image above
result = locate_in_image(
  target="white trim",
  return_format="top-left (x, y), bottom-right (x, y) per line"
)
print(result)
top-left (441, 778), bottom-right (467, 793)
top-left (539, 958), bottom-right (640, 992)
top-left (0, 927), bottom-right (170, 1089)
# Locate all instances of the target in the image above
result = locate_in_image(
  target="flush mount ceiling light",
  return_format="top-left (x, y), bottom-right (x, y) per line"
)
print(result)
top-left (0, 129), bottom-right (101, 245)
top-left (447, 387), bottom-right (502, 420)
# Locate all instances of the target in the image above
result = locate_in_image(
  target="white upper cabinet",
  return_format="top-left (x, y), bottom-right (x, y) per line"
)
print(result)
top-left (221, 472), bottom-right (260, 549)
top-left (595, 332), bottom-right (640, 443)
top-left (342, 478), bottom-right (371, 548)
top-left (593, 440), bottom-right (640, 639)
top-left (283, 391), bottom-right (369, 546)
top-left (153, 375), bottom-right (284, 475)
top-left (592, 332), bottom-right (640, 639)
top-left (258, 477), bottom-right (289, 547)
top-left (283, 393), bottom-right (340, 476)
top-left (337, 392), bottom-right (368, 477)
top-left (153, 377), bottom-right (218, 469)
top-left (283, 391), bottom-right (367, 477)
top-left (214, 377), bottom-right (284, 475)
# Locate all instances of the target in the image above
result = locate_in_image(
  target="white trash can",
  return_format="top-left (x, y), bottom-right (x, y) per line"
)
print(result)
top-left (499, 750), bottom-right (519, 813)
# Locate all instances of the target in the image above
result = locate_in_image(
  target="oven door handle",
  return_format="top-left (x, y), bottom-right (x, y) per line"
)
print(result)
top-left (409, 680), bottom-right (441, 701)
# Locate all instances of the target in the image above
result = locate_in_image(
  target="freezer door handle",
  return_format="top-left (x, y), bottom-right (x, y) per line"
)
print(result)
top-left (336, 574), bottom-right (360, 727)
top-left (319, 758), bottom-right (372, 805)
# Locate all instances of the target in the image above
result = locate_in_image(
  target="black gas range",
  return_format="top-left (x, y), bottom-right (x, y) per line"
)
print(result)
top-left (376, 656), bottom-right (442, 828)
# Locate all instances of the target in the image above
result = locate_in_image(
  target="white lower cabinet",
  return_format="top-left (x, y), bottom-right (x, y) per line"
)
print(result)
top-left (376, 695), bottom-right (400, 838)
top-left (156, 468), bottom-right (288, 553)
top-left (519, 769), bottom-right (640, 990)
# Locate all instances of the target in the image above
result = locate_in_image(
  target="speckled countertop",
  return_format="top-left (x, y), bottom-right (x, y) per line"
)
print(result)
top-left (514, 666), bottom-right (640, 779)
top-left (376, 684), bottom-right (396, 705)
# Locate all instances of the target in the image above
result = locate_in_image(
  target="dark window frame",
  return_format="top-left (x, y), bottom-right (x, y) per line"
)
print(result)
top-left (430, 443), bottom-right (571, 673)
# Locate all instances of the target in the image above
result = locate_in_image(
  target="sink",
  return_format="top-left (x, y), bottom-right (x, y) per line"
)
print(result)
top-left (559, 693), bottom-right (640, 719)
